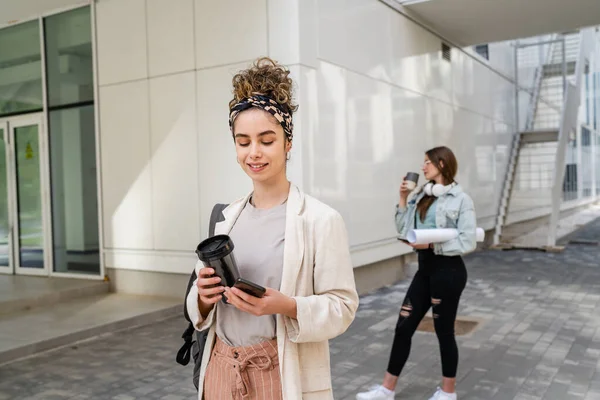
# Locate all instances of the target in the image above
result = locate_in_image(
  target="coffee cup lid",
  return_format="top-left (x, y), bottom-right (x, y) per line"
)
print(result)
top-left (196, 234), bottom-right (234, 261)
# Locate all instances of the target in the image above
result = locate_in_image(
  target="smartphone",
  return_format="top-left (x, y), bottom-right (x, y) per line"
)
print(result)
top-left (233, 278), bottom-right (266, 298)
top-left (397, 238), bottom-right (409, 244)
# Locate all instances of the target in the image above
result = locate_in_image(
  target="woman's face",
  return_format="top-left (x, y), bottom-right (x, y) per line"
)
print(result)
top-left (422, 154), bottom-right (442, 182)
top-left (233, 108), bottom-right (291, 184)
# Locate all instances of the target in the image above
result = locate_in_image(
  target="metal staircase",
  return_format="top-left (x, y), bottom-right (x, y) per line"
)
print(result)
top-left (546, 29), bottom-right (596, 247)
top-left (492, 35), bottom-right (559, 245)
top-left (493, 29), bottom-right (595, 247)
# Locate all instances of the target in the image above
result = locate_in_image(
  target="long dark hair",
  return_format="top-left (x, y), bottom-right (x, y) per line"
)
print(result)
top-left (417, 146), bottom-right (458, 222)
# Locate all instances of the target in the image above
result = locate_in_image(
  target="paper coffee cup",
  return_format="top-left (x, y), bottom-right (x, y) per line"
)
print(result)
top-left (405, 172), bottom-right (419, 190)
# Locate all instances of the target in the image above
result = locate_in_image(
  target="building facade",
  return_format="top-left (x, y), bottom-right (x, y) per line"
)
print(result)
top-left (1, 0), bottom-right (599, 296)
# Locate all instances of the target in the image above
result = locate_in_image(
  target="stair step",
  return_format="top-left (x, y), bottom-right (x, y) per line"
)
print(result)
top-left (0, 276), bottom-right (109, 316)
top-left (520, 130), bottom-right (559, 143)
top-left (0, 293), bottom-right (181, 365)
top-left (543, 61), bottom-right (576, 77)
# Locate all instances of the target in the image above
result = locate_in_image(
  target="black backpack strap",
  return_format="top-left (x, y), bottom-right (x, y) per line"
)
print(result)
top-left (182, 203), bottom-right (228, 323)
top-left (176, 203), bottom-right (229, 367)
top-left (209, 203), bottom-right (228, 236)
top-left (175, 324), bottom-right (196, 366)
top-left (182, 271), bottom-right (197, 323)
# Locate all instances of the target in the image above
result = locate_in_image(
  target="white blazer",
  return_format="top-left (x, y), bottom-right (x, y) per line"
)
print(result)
top-left (186, 184), bottom-right (359, 399)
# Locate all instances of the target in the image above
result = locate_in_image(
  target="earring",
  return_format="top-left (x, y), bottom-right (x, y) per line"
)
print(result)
top-left (286, 152), bottom-right (291, 161)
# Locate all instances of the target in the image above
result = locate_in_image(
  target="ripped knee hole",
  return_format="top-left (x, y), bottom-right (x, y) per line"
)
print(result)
top-left (400, 304), bottom-right (413, 317)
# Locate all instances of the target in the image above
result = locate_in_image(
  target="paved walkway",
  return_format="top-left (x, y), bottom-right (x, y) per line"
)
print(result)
top-left (512, 203), bottom-right (600, 248)
top-left (2, 219), bottom-right (600, 399)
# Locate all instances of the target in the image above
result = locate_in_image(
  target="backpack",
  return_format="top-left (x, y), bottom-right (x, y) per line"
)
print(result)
top-left (176, 203), bottom-right (228, 390)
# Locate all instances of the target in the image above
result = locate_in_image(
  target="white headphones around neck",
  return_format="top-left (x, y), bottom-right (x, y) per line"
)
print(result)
top-left (423, 182), bottom-right (455, 197)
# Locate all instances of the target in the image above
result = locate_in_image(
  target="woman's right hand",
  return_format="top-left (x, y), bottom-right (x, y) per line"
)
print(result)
top-left (398, 178), bottom-right (412, 209)
top-left (196, 267), bottom-right (225, 315)
top-left (399, 177), bottom-right (412, 199)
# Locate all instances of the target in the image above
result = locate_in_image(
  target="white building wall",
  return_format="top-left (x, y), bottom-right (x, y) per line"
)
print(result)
top-left (94, 0), bottom-right (520, 276)
top-left (95, 0), bottom-right (276, 275)
top-left (1, 0), bottom-right (597, 287)
top-left (305, 0), bottom-right (515, 265)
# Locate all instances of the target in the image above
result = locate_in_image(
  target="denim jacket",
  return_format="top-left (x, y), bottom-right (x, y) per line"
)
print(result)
top-left (395, 183), bottom-right (477, 256)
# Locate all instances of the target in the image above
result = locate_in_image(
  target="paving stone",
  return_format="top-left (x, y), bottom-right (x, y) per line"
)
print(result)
top-left (2, 217), bottom-right (600, 399)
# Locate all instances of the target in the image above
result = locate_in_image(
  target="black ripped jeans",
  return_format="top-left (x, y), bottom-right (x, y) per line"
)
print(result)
top-left (387, 249), bottom-right (467, 378)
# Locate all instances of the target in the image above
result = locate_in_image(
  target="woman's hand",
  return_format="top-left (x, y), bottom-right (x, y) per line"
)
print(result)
top-left (399, 178), bottom-right (411, 199)
top-left (196, 267), bottom-right (225, 317)
top-left (223, 287), bottom-right (297, 319)
top-left (409, 243), bottom-right (430, 250)
top-left (399, 177), bottom-right (412, 208)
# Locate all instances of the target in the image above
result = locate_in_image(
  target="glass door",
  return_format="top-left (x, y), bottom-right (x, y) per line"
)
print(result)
top-left (0, 123), bottom-right (11, 274)
top-left (0, 115), bottom-right (50, 276)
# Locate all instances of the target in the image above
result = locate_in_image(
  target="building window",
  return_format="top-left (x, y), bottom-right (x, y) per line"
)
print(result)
top-left (44, 7), bottom-right (100, 275)
top-left (0, 21), bottom-right (43, 117)
top-left (474, 44), bottom-right (489, 60)
top-left (44, 6), bottom-right (94, 109)
top-left (441, 43), bottom-right (451, 62)
top-left (582, 126), bottom-right (591, 146)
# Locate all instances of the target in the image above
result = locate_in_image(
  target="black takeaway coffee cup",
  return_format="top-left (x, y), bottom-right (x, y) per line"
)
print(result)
top-left (405, 172), bottom-right (419, 190)
top-left (196, 234), bottom-right (241, 293)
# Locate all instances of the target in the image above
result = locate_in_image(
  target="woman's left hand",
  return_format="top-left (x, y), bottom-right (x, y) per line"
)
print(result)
top-left (409, 243), bottom-right (430, 250)
top-left (223, 286), bottom-right (297, 319)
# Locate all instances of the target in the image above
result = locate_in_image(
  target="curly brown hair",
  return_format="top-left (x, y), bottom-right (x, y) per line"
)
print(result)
top-left (229, 57), bottom-right (298, 114)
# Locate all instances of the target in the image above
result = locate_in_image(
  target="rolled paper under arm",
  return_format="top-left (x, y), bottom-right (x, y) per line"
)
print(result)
top-left (406, 227), bottom-right (485, 244)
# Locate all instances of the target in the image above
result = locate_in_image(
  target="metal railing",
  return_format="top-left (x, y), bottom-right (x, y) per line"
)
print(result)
top-left (527, 35), bottom-right (559, 131)
top-left (547, 28), bottom-right (597, 247)
top-left (580, 126), bottom-right (593, 198)
top-left (493, 35), bottom-right (560, 244)
top-left (507, 142), bottom-right (555, 215)
top-left (516, 35), bottom-right (566, 132)
top-left (595, 131), bottom-right (600, 196)
top-left (494, 36), bottom-right (565, 239)
top-left (499, 30), bottom-right (598, 245)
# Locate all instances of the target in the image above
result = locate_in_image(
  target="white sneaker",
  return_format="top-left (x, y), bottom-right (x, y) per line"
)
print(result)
top-left (356, 384), bottom-right (395, 400)
top-left (428, 387), bottom-right (457, 400)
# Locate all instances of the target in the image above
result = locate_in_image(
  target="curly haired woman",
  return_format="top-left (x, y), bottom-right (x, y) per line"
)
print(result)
top-left (185, 57), bottom-right (359, 400)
